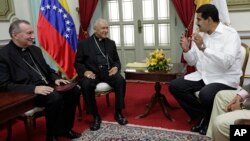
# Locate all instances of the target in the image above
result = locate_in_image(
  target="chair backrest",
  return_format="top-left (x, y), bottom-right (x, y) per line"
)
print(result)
top-left (240, 42), bottom-right (249, 86)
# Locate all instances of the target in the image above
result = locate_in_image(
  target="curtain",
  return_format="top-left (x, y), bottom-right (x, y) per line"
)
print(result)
top-left (78, 0), bottom-right (98, 40)
top-left (172, 0), bottom-right (196, 73)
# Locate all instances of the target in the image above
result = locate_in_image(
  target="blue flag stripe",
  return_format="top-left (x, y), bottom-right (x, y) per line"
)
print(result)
top-left (39, 0), bottom-right (77, 51)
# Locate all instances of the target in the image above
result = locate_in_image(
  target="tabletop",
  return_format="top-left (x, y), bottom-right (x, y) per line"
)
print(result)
top-left (124, 63), bottom-right (185, 82)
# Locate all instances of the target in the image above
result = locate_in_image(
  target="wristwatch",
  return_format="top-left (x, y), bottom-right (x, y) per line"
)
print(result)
top-left (240, 102), bottom-right (246, 109)
top-left (200, 44), bottom-right (206, 49)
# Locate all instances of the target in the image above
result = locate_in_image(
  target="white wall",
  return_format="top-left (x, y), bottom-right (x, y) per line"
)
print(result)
top-left (230, 11), bottom-right (250, 31)
top-left (66, 0), bottom-right (79, 34)
top-left (0, 0), bottom-right (32, 44)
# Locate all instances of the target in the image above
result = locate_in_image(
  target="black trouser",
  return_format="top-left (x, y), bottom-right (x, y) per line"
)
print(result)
top-left (168, 76), bottom-right (236, 125)
top-left (34, 86), bottom-right (80, 136)
top-left (79, 68), bottom-right (126, 115)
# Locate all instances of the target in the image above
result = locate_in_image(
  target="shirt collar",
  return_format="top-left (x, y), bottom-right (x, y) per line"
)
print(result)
top-left (213, 22), bottom-right (224, 35)
top-left (94, 35), bottom-right (104, 42)
top-left (10, 40), bottom-right (29, 52)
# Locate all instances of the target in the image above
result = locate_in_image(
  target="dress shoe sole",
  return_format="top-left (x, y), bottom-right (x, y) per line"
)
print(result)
top-left (62, 130), bottom-right (81, 139)
top-left (115, 117), bottom-right (128, 125)
top-left (90, 121), bottom-right (101, 131)
top-left (90, 124), bottom-right (101, 131)
top-left (191, 126), bottom-right (202, 132)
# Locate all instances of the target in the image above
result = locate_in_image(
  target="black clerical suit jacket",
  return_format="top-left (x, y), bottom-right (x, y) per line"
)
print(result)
top-left (0, 41), bottom-right (60, 93)
top-left (75, 35), bottom-right (121, 78)
top-left (74, 35), bottom-right (126, 114)
top-left (0, 41), bottom-right (79, 136)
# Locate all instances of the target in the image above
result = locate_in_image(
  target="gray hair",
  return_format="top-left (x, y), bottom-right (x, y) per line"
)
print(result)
top-left (93, 18), bottom-right (108, 29)
top-left (9, 19), bottom-right (30, 37)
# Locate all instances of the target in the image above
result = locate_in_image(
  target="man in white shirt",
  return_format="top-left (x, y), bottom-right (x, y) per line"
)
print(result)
top-left (169, 4), bottom-right (242, 135)
top-left (206, 86), bottom-right (250, 141)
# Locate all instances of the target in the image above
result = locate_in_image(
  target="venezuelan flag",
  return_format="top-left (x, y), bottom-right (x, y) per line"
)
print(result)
top-left (194, 0), bottom-right (211, 9)
top-left (37, 0), bottom-right (77, 79)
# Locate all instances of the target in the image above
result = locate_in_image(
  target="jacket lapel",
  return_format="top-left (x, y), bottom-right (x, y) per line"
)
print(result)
top-left (90, 36), bottom-right (98, 64)
top-left (29, 47), bottom-right (48, 74)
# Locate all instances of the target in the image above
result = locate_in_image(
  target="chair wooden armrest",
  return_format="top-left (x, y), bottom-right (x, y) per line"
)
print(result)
top-left (234, 119), bottom-right (250, 125)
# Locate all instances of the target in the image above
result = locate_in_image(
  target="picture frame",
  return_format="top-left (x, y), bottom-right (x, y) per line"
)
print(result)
top-left (0, 0), bottom-right (15, 21)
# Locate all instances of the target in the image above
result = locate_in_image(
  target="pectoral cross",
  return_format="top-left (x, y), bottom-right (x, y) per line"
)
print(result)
top-left (40, 75), bottom-right (48, 84)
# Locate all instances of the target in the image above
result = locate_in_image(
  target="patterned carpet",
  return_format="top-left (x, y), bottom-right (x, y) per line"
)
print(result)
top-left (74, 121), bottom-right (212, 141)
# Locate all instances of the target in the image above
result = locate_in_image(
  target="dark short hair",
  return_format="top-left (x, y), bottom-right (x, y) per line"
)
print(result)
top-left (196, 4), bottom-right (219, 23)
top-left (9, 19), bottom-right (30, 37)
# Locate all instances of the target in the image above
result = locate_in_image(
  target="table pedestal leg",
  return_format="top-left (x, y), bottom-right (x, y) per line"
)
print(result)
top-left (136, 82), bottom-right (175, 121)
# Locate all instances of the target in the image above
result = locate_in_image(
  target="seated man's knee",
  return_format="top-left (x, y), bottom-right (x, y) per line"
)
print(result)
top-left (68, 86), bottom-right (81, 100)
top-left (214, 90), bottom-right (226, 102)
top-left (168, 78), bottom-right (182, 94)
top-left (112, 74), bottom-right (125, 85)
top-left (47, 92), bottom-right (64, 105)
top-left (79, 79), bottom-right (96, 90)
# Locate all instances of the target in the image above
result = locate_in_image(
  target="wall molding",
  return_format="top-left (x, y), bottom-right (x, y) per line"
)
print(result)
top-left (239, 30), bottom-right (250, 37)
top-left (0, 39), bottom-right (10, 47)
top-left (0, 0), bottom-right (15, 21)
top-left (228, 0), bottom-right (250, 11)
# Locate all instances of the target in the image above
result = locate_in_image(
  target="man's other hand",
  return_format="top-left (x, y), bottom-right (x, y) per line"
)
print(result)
top-left (109, 67), bottom-right (118, 76)
top-left (35, 86), bottom-right (54, 95)
top-left (55, 79), bottom-right (70, 85)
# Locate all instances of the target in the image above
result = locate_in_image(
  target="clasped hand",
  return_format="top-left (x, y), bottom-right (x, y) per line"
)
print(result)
top-left (225, 95), bottom-right (242, 112)
top-left (180, 32), bottom-right (204, 52)
top-left (84, 67), bottom-right (118, 79)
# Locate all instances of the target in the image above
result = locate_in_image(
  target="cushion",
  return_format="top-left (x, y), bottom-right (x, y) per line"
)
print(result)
top-left (24, 107), bottom-right (45, 116)
top-left (95, 82), bottom-right (113, 92)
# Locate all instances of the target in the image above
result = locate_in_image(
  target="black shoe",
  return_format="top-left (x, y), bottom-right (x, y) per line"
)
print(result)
top-left (191, 117), bottom-right (204, 132)
top-left (62, 130), bottom-right (81, 139)
top-left (46, 135), bottom-right (58, 141)
top-left (90, 115), bottom-right (102, 131)
top-left (114, 112), bottom-right (128, 125)
top-left (199, 125), bottom-right (208, 135)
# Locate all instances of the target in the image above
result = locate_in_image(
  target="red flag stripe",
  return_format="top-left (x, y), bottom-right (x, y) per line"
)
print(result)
top-left (37, 13), bottom-right (76, 78)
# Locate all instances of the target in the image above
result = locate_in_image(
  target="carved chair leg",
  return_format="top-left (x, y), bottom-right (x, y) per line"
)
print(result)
top-left (77, 95), bottom-right (83, 121)
top-left (24, 116), bottom-right (33, 141)
top-left (6, 120), bottom-right (12, 141)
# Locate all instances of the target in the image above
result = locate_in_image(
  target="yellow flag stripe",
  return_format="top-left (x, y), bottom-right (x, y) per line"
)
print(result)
top-left (194, 0), bottom-right (212, 9)
top-left (59, 0), bottom-right (70, 14)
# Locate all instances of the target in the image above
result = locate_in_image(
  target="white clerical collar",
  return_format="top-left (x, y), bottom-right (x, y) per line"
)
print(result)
top-left (94, 35), bottom-right (103, 42)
